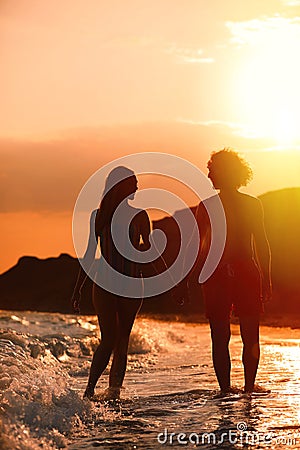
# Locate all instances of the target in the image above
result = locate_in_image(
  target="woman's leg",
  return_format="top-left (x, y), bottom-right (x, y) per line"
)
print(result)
top-left (84, 286), bottom-right (117, 398)
top-left (108, 299), bottom-right (142, 393)
top-left (209, 318), bottom-right (231, 392)
top-left (239, 315), bottom-right (260, 393)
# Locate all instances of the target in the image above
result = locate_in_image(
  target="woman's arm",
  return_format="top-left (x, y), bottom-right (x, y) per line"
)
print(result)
top-left (138, 210), bottom-right (151, 251)
top-left (71, 209), bottom-right (98, 312)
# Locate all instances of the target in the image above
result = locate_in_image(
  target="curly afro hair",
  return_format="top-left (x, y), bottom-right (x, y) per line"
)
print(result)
top-left (207, 148), bottom-right (253, 188)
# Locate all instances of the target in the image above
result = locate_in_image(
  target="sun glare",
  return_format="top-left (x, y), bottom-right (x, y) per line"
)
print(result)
top-left (233, 18), bottom-right (300, 147)
top-left (273, 108), bottom-right (299, 146)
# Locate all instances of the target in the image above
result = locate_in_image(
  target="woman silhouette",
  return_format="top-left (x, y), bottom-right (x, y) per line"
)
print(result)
top-left (72, 166), bottom-right (151, 400)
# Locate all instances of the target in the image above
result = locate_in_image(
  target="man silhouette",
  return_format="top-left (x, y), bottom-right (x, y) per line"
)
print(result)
top-left (193, 149), bottom-right (272, 394)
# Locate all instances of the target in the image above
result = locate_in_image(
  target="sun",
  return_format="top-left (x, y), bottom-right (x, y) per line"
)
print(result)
top-left (233, 17), bottom-right (300, 147)
top-left (272, 108), bottom-right (299, 146)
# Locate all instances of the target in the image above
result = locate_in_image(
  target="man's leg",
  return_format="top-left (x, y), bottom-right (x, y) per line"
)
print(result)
top-left (239, 316), bottom-right (260, 393)
top-left (209, 318), bottom-right (231, 392)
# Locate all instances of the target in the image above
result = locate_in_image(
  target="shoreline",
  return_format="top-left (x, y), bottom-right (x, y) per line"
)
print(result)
top-left (139, 312), bottom-right (300, 329)
top-left (1, 309), bottom-right (299, 329)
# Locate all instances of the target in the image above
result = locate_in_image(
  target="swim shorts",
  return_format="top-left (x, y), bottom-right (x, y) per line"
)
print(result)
top-left (201, 259), bottom-right (263, 319)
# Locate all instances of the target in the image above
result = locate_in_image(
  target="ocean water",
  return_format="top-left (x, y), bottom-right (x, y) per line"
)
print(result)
top-left (0, 311), bottom-right (300, 449)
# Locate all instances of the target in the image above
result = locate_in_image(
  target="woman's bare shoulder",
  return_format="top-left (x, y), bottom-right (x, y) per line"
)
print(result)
top-left (128, 207), bottom-right (149, 223)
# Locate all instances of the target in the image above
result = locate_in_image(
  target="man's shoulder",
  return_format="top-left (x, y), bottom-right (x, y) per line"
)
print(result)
top-left (238, 192), bottom-right (261, 208)
top-left (238, 192), bottom-right (258, 200)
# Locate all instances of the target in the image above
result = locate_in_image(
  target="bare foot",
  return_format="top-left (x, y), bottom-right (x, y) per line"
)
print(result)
top-left (83, 387), bottom-right (95, 400)
top-left (244, 384), bottom-right (271, 394)
top-left (101, 387), bottom-right (121, 401)
top-left (214, 386), bottom-right (241, 398)
top-left (228, 386), bottom-right (242, 394)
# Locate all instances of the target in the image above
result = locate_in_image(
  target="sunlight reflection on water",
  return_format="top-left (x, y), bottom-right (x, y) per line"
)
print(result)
top-left (1, 312), bottom-right (300, 449)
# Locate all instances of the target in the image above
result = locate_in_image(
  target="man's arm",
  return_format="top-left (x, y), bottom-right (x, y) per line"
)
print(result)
top-left (185, 202), bottom-right (211, 283)
top-left (252, 199), bottom-right (272, 302)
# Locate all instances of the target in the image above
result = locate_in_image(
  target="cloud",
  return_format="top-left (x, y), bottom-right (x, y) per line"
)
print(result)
top-left (177, 119), bottom-right (266, 139)
top-left (226, 15), bottom-right (300, 46)
top-left (165, 45), bottom-right (215, 64)
top-left (281, 0), bottom-right (300, 5)
top-left (177, 56), bottom-right (214, 64)
top-left (1, 121), bottom-right (260, 213)
top-left (103, 37), bottom-right (216, 64)
top-left (101, 35), bottom-right (163, 48)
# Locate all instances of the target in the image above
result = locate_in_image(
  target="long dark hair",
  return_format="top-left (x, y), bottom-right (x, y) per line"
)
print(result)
top-left (95, 166), bottom-right (135, 236)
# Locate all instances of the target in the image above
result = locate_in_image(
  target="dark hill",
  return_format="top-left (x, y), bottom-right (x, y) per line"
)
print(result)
top-left (259, 188), bottom-right (300, 312)
top-left (0, 254), bottom-right (80, 313)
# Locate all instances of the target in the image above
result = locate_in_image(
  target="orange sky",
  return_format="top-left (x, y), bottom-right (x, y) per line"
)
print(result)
top-left (1, 0), bottom-right (300, 273)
